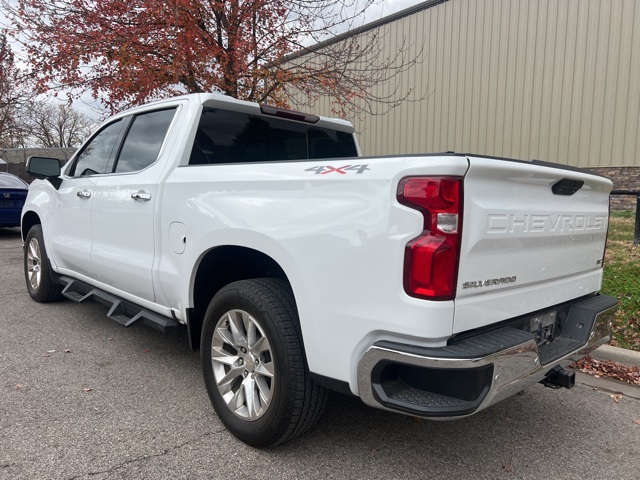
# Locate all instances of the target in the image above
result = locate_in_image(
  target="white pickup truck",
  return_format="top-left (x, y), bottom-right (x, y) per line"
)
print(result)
top-left (22, 93), bottom-right (617, 447)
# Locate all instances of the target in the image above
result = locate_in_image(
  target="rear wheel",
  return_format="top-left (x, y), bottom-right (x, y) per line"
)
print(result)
top-left (201, 278), bottom-right (327, 447)
top-left (24, 225), bottom-right (63, 302)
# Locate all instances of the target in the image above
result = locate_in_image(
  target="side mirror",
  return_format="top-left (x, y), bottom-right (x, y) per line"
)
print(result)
top-left (26, 156), bottom-right (62, 189)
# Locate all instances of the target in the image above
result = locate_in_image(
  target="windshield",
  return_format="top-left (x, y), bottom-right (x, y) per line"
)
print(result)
top-left (0, 174), bottom-right (28, 188)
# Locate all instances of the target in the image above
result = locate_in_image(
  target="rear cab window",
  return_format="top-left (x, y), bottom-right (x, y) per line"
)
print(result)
top-left (189, 108), bottom-right (357, 165)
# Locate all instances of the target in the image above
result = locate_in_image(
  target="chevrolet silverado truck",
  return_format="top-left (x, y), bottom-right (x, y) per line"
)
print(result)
top-left (22, 93), bottom-right (617, 447)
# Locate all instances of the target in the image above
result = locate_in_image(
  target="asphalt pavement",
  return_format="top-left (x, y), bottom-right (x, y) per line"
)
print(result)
top-left (1, 228), bottom-right (639, 480)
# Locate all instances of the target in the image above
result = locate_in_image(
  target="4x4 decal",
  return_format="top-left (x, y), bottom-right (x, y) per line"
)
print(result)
top-left (305, 165), bottom-right (370, 175)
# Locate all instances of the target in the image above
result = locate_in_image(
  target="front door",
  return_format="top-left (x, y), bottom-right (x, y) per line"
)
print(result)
top-left (48, 118), bottom-right (126, 276)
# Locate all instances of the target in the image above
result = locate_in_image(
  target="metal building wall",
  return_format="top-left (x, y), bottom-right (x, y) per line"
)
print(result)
top-left (292, 0), bottom-right (640, 168)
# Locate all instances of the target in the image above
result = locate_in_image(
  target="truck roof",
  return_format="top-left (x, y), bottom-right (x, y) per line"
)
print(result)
top-left (115, 93), bottom-right (355, 132)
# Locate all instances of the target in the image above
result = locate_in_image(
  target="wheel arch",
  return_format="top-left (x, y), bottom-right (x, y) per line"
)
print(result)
top-left (187, 245), bottom-right (296, 351)
top-left (21, 210), bottom-right (42, 242)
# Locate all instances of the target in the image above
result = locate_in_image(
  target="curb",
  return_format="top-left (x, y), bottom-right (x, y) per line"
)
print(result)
top-left (573, 372), bottom-right (640, 400)
top-left (590, 345), bottom-right (640, 368)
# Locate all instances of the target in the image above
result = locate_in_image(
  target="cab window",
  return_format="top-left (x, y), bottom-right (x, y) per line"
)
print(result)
top-left (70, 119), bottom-right (124, 177)
top-left (114, 108), bottom-right (176, 173)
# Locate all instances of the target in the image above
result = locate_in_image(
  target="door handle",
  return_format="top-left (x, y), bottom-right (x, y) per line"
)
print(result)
top-left (77, 190), bottom-right (91, 199)
top-left (131, 191), bottom-right (152, 201)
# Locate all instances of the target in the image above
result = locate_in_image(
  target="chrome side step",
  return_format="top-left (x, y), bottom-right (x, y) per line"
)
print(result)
top-left (59, 276), bottom-right (181, 334)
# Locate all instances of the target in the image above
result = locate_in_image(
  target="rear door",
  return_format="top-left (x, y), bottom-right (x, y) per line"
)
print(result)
top-left (454, 156), bottom-right (612, 333)
top-left (90, 107), bottom-right (177, 302)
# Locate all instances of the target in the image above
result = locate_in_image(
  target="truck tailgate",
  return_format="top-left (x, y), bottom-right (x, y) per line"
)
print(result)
top-left (454, 156), bottom-right (612, 334)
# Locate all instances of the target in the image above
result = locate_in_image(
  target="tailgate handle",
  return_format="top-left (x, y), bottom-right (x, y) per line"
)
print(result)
top-left (552, 178), bottom-right (584, 196)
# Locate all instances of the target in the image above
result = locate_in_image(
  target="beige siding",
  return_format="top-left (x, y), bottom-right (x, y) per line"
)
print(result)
top-left (292, 0), bottom-right (640, 167)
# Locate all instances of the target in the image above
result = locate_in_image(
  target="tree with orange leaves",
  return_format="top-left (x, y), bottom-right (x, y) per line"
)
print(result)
top-left (2, 0), bottom-right (421, 117)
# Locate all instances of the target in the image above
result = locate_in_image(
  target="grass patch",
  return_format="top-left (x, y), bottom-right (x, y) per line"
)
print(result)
top-left (602, 211), bottom-right (640, 351)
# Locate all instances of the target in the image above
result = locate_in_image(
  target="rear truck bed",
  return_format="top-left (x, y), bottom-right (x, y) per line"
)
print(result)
top-left (356, 155), bottom-right (616, 418)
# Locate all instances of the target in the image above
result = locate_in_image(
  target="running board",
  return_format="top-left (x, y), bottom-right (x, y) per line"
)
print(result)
top-left (59, 276), bottom-right (182, 334)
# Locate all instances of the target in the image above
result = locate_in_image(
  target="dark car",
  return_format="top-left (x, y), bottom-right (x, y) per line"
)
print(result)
top-left (0, 172), bottom-right (29, 228)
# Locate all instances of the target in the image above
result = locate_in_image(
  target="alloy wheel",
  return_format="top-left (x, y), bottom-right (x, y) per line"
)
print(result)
top-left (27, 238), bottom-right (42, 290)
top-left (211, 309), bottom-right (275, 421)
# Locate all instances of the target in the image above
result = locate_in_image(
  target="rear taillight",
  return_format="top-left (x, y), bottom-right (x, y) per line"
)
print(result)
top-left (397, 177), bottom-right (463, 301)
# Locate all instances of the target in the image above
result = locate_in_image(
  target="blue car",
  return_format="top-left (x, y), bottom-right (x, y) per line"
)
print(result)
top-left (0, 172), bottom-right (29, 228)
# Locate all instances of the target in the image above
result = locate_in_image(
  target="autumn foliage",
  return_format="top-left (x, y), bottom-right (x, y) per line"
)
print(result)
top-left (3, 0), bottom-right (420, 116)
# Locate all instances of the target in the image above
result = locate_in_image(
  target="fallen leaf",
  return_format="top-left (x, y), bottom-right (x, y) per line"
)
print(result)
top-left (107, 338), bottom-right (114, 341)
top-left (409, 416), bottom-right (423, 424)
top-left (609, 394), bottom-right (623, 403)
top-left (571, 356), bottom-right (640, 386)
top-left (143, 349), bottom-right (150, 353)
top-left (64, 349), bottom-right (72, 353)
top-left (502, 464), bottom-right (515, 473)
top-left (633, 419), bottom-right (640, 425)
top-left (82, 387), bottom-right (93, 392)
top-left (15, 384), bottom-right (24, 390)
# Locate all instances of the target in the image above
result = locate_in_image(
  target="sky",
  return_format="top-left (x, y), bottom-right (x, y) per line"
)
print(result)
top-left (1, 0), bottom-right (426, 119)
top-left (364, 0), bottom-right (427, 22)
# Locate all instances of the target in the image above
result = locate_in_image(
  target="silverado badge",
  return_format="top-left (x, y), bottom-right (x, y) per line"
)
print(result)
top-left (462, 276), bottom-right (517, 289)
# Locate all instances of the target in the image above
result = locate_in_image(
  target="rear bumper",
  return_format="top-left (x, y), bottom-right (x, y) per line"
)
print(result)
top-left (356, 294), bottom-right (617, 418)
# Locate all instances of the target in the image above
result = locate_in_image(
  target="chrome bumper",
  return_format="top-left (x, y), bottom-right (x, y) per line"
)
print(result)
top-left (357, 295), bottom-right (617, 418)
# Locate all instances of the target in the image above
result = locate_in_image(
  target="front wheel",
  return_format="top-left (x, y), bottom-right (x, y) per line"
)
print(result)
top-left (201, 278), bottom-right (327, 447)
top-left (24, 224), bottom-right (63, 302)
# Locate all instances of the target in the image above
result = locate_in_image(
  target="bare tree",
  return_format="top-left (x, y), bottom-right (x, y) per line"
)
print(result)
top-left (28, 102), bottom-right (93, 148)
top-left (282, 23), bottom-right (424, 119)
top-left (0, 30), bottom-right (31, 147)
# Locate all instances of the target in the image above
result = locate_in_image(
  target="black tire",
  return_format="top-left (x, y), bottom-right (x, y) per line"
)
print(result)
top-left (24, 224), bottom-right (63, 302)
top-left (201, 278), bottom-right (328, 447)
